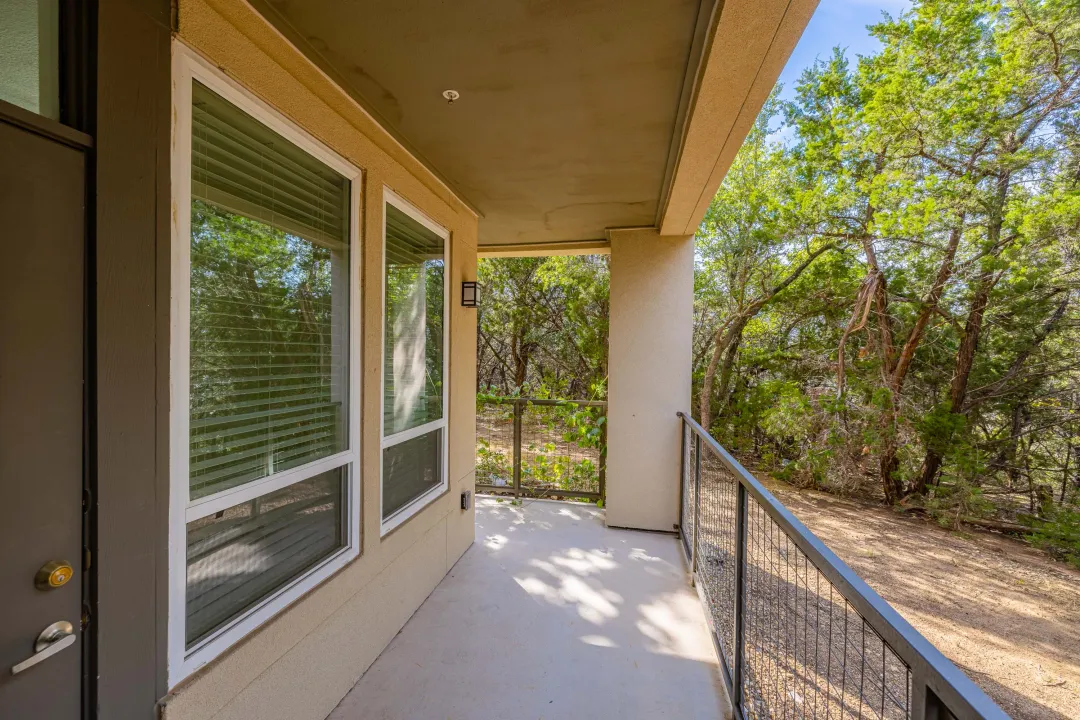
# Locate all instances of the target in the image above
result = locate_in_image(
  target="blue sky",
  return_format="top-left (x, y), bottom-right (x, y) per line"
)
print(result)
top-left (775, 0), bottom-right (912, 102)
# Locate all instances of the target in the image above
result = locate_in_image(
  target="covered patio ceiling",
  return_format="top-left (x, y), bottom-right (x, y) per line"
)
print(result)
top-left (251, 0), bottom-right (816, 248)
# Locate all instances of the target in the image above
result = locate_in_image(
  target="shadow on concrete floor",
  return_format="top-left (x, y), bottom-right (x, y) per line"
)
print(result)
top-left (329, 498), bottom-right (727, 720)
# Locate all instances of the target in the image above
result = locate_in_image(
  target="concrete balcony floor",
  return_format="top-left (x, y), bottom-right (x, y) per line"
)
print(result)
top-left (329, 497), bottom-right (726, 720)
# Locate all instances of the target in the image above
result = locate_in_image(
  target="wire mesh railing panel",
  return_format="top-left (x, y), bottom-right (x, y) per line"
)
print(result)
top-left (475, 400), bottom-right (514, 489)
top-left (696, 450), bottom-right (739, 672)
top-left (475, 397), bottom-right (606, 500)
top-left (520, 402), bottom-right (602, 495)
top-left (678, 412), bottom-right (1003, 720)
top-left (681, 422), bottom-right (695, 558)
top-left (740, 495), bottom-right (910, 720)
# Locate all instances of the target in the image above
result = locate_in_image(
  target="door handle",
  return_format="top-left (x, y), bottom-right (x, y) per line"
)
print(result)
top-left (11, 621), bottom-right (75, 675)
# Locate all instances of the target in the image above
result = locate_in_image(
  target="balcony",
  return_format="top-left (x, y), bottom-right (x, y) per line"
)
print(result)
top-left (326, 409), bottom-right (1007, 720)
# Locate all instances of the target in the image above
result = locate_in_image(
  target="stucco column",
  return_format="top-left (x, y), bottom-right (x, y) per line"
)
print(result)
top-left (605, 228), bottom-right (693, 532)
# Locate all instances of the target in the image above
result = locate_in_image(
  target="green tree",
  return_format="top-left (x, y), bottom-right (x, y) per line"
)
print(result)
top-left (695, 0), bottom-right (1080, 524)
top-left (477, 255), bottom-right (609, 399)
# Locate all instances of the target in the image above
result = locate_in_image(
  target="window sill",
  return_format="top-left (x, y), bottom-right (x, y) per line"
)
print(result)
top-left (171, 541), bottom-right (358, 687)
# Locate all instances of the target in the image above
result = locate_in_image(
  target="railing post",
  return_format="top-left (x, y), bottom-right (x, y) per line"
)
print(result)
top-left (598, 413), bottom-right (607, 504)
top-left (512, 399), bottom-right (523, 500)
top-left (911, 679), bottom-right (929, 720)
top-left (910, 674), bottom-right (949, 720)
top-left (691, 434), bottom-right (701, 586)
top-left (733, 481), bottom-right (747, 716)
top-left (678, 419), bottom-right (686, 534)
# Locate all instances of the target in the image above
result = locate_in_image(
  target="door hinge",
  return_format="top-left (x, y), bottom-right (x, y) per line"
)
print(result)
top-left (83, 547), bottom-right (91, 571)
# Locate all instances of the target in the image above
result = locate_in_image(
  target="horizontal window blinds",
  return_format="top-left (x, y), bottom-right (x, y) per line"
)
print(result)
top-left (384, 203), bottom-right (445, 437)
top-left (192, 80), bottom-right (347, 250)
top-left (189, 81), bottom-right (350, 500)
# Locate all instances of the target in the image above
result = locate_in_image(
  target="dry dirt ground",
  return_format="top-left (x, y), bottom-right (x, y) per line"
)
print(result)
top-left (762, 481), bottom-right (1080, 720)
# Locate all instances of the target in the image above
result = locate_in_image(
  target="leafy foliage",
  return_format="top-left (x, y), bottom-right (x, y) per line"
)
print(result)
top-left (477, 255), bottom-right (608, 399)
top-left (692, 0), bottom-right (1080, 534)
top-left (1032, 507), bottom-right (1080, 567)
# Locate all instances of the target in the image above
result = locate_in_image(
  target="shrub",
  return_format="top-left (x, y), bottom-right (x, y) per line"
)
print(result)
top-left (923, 480), bottom-right (995, 529)
top-left (1030, 508), bottom-right (1080, 568)
top-left (476, 439), bottom-right (511, 486)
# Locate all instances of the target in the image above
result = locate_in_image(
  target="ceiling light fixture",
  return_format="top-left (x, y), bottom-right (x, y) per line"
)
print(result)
top-left (442, 89), bottom-right (460, 105)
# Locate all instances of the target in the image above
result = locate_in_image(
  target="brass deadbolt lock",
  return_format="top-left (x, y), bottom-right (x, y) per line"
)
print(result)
top-left (35, 560), bottom-right (74, 590)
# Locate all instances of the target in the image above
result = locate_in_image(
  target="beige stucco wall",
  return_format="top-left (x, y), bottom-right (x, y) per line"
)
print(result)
top-left (604, 228), bottom-right (693, 533)
top-left (162, 1), bottom-right (478, 718)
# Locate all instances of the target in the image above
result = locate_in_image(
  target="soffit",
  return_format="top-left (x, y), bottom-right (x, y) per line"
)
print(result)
top-left (254, 0), bottom-right (704, 246)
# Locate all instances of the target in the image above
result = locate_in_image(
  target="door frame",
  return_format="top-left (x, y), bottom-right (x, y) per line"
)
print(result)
top-left (91, 0), bottom-right (174, 718)
top-left (2, 3), bottom-right (174, 717)
top-left (0, 1), bottom-right (94, 716)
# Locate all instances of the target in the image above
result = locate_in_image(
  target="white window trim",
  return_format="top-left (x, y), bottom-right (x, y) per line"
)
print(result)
top-left (168, 41), bottom-right (364, 688)
top-left (380, 187), bottom-right (451, 536)
top-left (381, 418), bottom-right (446, 448)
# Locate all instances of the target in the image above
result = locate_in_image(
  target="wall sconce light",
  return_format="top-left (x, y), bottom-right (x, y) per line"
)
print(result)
top-left (461, 281), bottom-right (479, 308)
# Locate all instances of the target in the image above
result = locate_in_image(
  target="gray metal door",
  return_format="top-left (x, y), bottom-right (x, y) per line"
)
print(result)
top-left (0, 117), bottom-right (86, 719)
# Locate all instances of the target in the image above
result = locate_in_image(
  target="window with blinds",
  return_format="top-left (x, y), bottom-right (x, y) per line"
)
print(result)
top-left (384, 203), bottom-right (445, 436)
top-left (190, 81), bottom-right (349, 499)
top-left (382, 197), bottom-right (447, 528)
top-left (182, 79), bottom-right (353, 651)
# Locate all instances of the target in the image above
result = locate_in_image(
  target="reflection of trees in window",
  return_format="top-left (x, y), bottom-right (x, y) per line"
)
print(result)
top-left (189, 200), bottom-right (345, 498)
top-left (181, 78), bottom-right (353, 655)
top-left (382, 202), bottom-right (447, 523)
top-left (383, 204), bottom-right (444, 436)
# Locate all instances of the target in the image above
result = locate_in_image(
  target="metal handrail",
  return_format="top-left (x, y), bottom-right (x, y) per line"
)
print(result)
top-left (678, 411), bottom-right (1010, 720)
top-left (478, 396), bottom-right (608, 408)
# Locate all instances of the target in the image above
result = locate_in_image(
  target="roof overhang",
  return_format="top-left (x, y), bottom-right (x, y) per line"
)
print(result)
top-left (478, 239), bottom-right (611, 258)
top-left (658, 0), bottom-right (818, 236)
top-left (246, 0), bottom-right (817, 248)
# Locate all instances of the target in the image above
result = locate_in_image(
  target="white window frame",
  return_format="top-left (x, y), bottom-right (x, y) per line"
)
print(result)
top-left (380, 187), bottom-right (451, 535)
top-left (168, 42), bottom-right (363, 688)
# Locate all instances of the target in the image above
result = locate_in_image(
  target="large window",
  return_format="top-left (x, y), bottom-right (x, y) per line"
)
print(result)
top-left (381, 192), bottom-right (449, 532)
top-left (170, 48), bottom-right (361, 686)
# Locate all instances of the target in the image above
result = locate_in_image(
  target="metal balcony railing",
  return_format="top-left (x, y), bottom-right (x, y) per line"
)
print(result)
top-left (475, 396), bottom-right (606, 502)
top-left (678, 412), bottom-right (1010, 720)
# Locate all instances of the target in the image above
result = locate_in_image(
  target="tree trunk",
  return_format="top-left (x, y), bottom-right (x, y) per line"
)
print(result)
top-left (878, 390), bottom-right (905, 504)
top-left (915, 271), bottom-right (997, 493)
top-left (700, 316), bottom-right (746, 432)
top-left (879, 450), bottom-right (902, 503)
top-left (698, 243), bottom-right (836, 431)
top-left (989, 402), bottom-right (1028, 488)
top-left (714, 330), bottom-right (745, 419)
top-left (1062, 443), bottom-right (1072, 504)
top-left (915, 172), bottom-right (1014, 493)
top-left (510, 326), bottom-right (529, 390)
top-left (876, 217), bottom-right (966, 501)
top-left (698, 322), bottom-right (731, 432)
